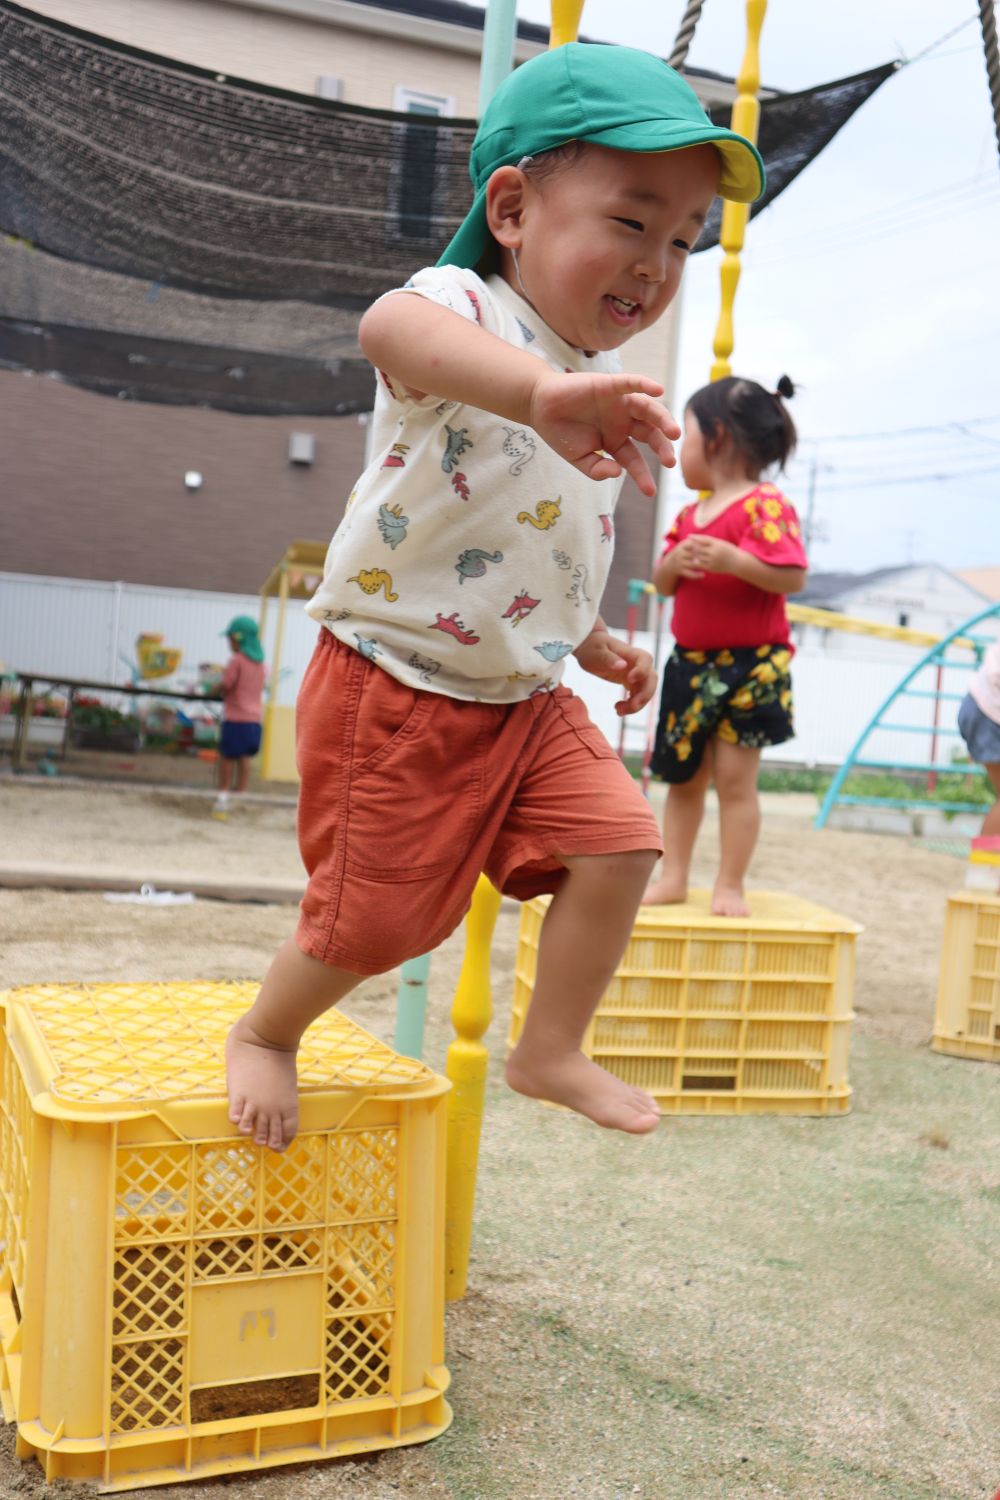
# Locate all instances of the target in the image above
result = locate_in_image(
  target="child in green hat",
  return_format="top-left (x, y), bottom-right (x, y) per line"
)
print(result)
top-left (226, 43), bottom-right (764, 1150)
top-left (213, 616), bottom-right (266, 818)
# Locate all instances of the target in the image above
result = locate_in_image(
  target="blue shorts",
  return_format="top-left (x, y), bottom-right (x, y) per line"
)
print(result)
top-left (958, 694), bottom-right (1000, 764)
top-left (219, 720), bottom-right (262, 760)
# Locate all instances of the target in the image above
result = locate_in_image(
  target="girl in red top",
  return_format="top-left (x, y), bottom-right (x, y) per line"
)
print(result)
top-left (644, 375), bottom-right (807, 915)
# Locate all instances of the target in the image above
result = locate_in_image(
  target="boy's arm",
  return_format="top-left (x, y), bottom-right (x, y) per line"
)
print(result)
top-left (687, 536), bottom-right (805, 595)
top-left (359, 294), bottom-right (680, 498)
top-left (574, 616), bottom-right (656, 716)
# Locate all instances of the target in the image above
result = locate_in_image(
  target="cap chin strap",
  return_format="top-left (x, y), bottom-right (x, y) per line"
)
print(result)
top-left (510, 247), bottom-right (533, 305)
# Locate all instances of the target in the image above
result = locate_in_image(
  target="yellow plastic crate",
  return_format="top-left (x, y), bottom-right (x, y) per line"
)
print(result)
top-left (511, 891), bottom-right (860, 1116)
top-left (933, 890), bottom-right (1000, 1063)
top-left (0, 982), bottom-right (450, 1491)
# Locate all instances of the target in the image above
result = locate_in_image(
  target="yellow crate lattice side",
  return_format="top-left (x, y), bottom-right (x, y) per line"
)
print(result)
top-left (0, 1027), bottom-right (33, 1307)
top-left (106, 1125), bottom-right (401, 1436)
top-left (513, 892), bottom-right (856, 1114)
top-left (111, 1338), bottom-right (186, 1433)
top-left (934, 891), bottom-right (1000, 1062)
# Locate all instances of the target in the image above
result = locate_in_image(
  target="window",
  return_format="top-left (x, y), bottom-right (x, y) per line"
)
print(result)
top-left (897, 612), bottom-right (909, 628)
top-left (393, 86), bottom-right (456, 118)
top-left (314, 76), bottom-right (343, 101)
top-left (389, 87), bottom-right (456, 242)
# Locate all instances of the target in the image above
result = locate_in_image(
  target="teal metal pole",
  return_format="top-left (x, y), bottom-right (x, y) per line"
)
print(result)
top-left (478, 0), bottom-right (518, 116)
top-left (814, 600), bottom-right (1000, 831)
top-left (392, 1), bottom-right (516, 1067)
top-left (394, 952), bottom-right (432, 1059)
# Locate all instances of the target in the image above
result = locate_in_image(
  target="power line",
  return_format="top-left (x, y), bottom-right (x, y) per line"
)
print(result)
top-left (800, 414), bottom-right (1000, 444)
top-left (748, 182), bottom-right (999, 266)
top-left (816, 460), bottom-right (1000, 491)
top-left (903, 14), bottom-right (978, 66)
top-left (748, 172), bottom-right (995, 258)
top-left (786, 433), bottom-right (1000, 475)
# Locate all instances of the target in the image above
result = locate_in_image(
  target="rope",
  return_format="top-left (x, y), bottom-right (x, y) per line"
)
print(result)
top-left (667, 0), bottom-right (706, 71)
top-left (979, 0), bottom-right (1000, 168)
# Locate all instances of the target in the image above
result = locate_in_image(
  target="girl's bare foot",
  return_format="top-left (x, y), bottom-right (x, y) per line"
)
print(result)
top-left (641, 873), bottom-right (688, 905)
top-left (711, 883), bottom-right (750, 917)
top-left (226, 1014), bottom-right (300, 1152)
top-left (505, 1045), bottom-right (660, 1134)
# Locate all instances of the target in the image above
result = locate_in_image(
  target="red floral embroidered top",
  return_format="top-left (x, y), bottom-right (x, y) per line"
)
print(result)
top-left (661, 482), bottom-right (807, 650)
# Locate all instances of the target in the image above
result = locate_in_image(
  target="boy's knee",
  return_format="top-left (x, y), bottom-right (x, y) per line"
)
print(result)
top-left (568, 848), bottom-right (658, 884)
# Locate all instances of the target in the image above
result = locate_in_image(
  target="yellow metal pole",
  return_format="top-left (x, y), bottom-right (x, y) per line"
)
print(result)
top-left (710, 0), bottom-right (767, 381)
top-left (549, 0), bottom-right (585, 47)
top-left (444, 874), bottom-right (502, 1301)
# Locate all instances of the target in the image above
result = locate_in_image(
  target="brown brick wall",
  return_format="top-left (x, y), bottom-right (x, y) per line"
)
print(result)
top-left (0, 373), bottom-right (367, 594)
top-left (1, 372), bottom-right (654, 626)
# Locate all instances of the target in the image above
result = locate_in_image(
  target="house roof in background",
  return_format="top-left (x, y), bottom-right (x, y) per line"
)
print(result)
top-left (798, 564), bottom-right (991, 607)
top-left (954, 566), bottom-right (1000, 602)
top-left (797, 567), bottom-right (916, 605)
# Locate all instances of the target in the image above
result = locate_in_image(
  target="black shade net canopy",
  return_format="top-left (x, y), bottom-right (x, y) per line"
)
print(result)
top-left (0, 0), bottom-right (897, 415)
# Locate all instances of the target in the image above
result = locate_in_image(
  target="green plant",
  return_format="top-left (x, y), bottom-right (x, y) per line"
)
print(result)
top-left (71, 700), bottom-right (140, 734)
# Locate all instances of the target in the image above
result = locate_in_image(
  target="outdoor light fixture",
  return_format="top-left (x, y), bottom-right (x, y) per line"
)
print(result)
top-left (184, 471), bottom-right (203, 490)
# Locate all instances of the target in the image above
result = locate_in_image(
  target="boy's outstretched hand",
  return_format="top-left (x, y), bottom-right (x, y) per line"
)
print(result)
top-left (528, 371), bottom-right (680, 498)
top-left (574, 624), bottom-right (657, 716)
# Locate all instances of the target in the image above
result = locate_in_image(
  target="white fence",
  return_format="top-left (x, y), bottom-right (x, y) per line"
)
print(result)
top-left (0, 571), bottom-right (979, 772)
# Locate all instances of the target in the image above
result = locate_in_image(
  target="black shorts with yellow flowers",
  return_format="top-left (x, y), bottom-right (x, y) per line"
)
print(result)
top-left (650, 643), bottom-right (795, 785)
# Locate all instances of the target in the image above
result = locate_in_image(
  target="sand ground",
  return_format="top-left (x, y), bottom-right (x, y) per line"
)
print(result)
top-left (0, 779), bottom-right (997, 1499)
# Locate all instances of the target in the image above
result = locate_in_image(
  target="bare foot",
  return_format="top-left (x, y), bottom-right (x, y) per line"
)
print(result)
top-left (225, 1014), bottom-right (300, 1152)
top-left (641, 873), bottom-right (688, 906)
top-left (711, 884), bottom-right (750, 917)
top-left (505, 1045), bottom-right (660, 1134)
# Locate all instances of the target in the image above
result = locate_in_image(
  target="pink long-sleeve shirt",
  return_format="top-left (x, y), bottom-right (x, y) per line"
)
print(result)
top-left (220, 654), bottom-right (265, 723)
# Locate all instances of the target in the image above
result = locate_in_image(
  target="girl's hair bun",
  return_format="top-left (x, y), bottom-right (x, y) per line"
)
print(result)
top-left (775, 374), bottom-right (795, 400)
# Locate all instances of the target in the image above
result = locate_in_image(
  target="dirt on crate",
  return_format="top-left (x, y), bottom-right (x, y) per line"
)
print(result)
top-left (0, 780), bottom-right (997, 1500)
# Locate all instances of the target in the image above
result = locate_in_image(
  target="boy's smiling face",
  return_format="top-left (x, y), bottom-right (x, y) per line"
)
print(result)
top-left (489, 142), bottom-right (721, 352)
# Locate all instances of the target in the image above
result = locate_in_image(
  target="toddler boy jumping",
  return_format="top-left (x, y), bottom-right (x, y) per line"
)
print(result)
top-left (226, 42), bottom-right (764, 1151)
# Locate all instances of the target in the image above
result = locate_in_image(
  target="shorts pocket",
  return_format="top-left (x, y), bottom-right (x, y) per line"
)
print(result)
top-left (351, 671), bottom-right (435, 779)
top-left (552, 688), bottom-right (619, 760)
top-left (345, 692), bottom-right (483, 881)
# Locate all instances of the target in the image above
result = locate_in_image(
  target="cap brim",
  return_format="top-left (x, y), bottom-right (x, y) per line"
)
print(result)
top-left (438, 124), bottom-right (764, 269)
top-left (583, 119), bottom-right (764, 203)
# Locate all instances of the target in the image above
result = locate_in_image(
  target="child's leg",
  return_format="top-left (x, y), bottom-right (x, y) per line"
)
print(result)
top-left (505, 847), bottom-right (661, 1134)
top-left (226, 937), bottom-right (361, 1151)
top-left (982, 763), bottom-right (1000, 837)
top-left (643, 750), bottom-right (713, 904)
top-left (234, 756), bottom-right (251, 795)
top-left (711, 740), bottom-right (761, 916)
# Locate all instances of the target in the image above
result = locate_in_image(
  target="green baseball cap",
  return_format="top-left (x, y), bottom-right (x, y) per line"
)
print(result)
top-left (438, 42), bottom-right (765, 271)
top-left (223, 615), bottom-right (265, 663)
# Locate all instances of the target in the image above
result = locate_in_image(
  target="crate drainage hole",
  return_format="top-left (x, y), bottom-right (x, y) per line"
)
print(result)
top-left (191, 1373), bottom-right (320, 1424)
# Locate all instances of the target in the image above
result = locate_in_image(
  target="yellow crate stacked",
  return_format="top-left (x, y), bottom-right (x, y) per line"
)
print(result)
top-left (511, 892), bottom-right (860, 1116)
top-left (933, 890), bottom-right (1000, 1062)
top-left (0, 982), bottom-right (450, 1491)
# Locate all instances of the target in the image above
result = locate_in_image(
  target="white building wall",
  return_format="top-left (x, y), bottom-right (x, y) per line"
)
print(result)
top-left (20, 0), bottom-right (491, 111)
top-left (2, 572), bottom-right (990, 773)
top-left (796, 566), bottom-right (990, 657)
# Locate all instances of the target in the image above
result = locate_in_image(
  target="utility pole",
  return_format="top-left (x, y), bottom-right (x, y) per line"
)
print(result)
top-left (803, 449), bottom-right (819, 552)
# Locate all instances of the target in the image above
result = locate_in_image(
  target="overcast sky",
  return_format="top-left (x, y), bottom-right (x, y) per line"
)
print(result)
top-left (468, 1), bottom-right (1000, 575)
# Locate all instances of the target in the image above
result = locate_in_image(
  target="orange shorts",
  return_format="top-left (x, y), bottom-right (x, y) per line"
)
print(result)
top-left (295, 631), bottom-right (662, 975)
